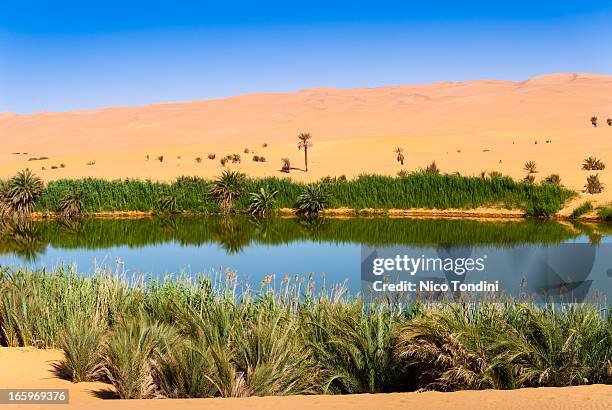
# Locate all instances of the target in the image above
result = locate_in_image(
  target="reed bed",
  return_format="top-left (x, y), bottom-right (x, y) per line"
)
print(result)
top-left (1, 267), bottom-right (610, 398)
top-left (35, 173), bottom-right (575, 216)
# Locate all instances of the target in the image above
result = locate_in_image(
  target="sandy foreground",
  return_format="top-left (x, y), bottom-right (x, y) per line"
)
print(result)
top-left (1, 347), bottom-right (611, 410)
top-left (1, 73), bottom-right (612, 213)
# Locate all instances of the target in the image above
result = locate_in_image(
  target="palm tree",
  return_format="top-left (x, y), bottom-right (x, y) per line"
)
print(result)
top-left (208, 169), bottom-right (247, 214)
top-left (0, 169), bottom-right (44, 219)
top-left (591, 116), bottom-right (598, 127)
top-left (394, 147), bottom-right (405, 165)
top-left (248, 186), bottom-right (278, 216)
top-left (297, 133), bottom-right (313, 172)
top-left (295, 184), bottom-right (329, 216)
top-left (59, 189), bottom-right (84, 218)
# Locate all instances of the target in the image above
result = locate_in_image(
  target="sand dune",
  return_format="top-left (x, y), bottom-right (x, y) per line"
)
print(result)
top-left (1, 347), bottom-right (611, 410)
top-left (1, 73), bottom-right (612, 208)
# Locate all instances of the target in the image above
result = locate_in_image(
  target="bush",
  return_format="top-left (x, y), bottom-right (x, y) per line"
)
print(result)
top-left (103, 317), bottom-right (174, 399)
top-left (543, 174), bottom-right (561, 185)
top-left (157, 194), bottom-right (179, 213)
top-left (582, 157), bottom-right (605, 171)
top-left (59, 189), bottom-right (84, 218)
top-left (281, 158), bottom-right (291, 173)
top-left (248, 187), bottom-right (278, 216)
top-left (55, 316), bottom-right (106, 382)
top-left (585, 175), bottom-right (603, 194)
top-left (295, 185), bottom-right (329, 216)
top-left (597, 207), bottom-right (612, 221)
top-left (524, 174), bottom-right (535, 184)
top-left (524, 161), bottom-right (538, 173)
top-left (0, 169), bottom-right (44, 219)
top-left (208, 170), bottom-right (247, 213)
top-left (570, 202), bottom-right (593, 218)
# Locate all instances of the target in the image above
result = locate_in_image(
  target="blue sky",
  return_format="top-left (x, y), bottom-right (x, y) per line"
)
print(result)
top-left (1, 1), bottom-right (611, 113)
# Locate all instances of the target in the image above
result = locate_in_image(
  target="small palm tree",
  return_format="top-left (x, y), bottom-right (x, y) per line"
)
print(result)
top-left (394, 147), bottom-right (405, 165)
top-left (543, 174), bottom-right (561, 185)
top-left (297, 133), bottom-right (313, 172)
top-left (424, 161), bottom-right (440, 174)
top-left (585, 174), bottom-right (603, 194)
top-left (591, 116), bottom-right (598, 127)
top-left (248, 186), bottom-right (278, 216)
top-left (524, 161), bottom-right (538, 173)
top-left (281, 158), bottom-right (291, 173)
top-left (607, 118), bottom-right (612, 127)
top-left (59, 189), bottom-right (84, 218)
top-left (582, 156), bottom-right (605, 171)
top-left (157, 194), bottom-right (179, 213)
top-left (295, 184), bottom-right (329, 216)
top-left (208, 169), bottom-right (246, 214)
top-left (0, 169), bottom-right (44, 219)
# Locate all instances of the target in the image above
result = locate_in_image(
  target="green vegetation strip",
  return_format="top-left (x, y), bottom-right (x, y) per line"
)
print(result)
top-left (32, 173), bottom-right (575, 216)
top-left (0, 268), bottom-right (610, 398)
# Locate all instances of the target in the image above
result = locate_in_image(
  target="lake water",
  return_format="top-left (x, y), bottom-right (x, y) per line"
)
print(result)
top-left (1, 216), bottom-right (611, 297)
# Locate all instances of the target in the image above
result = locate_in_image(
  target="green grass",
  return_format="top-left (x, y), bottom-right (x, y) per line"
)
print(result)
top-left (0, 267), bottom-right (610, 398)
top-left (571, 202), bottom-right (594, 218)
top-left (33, 173), bottom-right (575, 215)
top-left (597, 207), bottom-right (612, 221)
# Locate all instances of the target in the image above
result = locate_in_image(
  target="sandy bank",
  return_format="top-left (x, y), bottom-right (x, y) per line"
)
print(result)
top-left (1, 347), bottom-right (610, 410)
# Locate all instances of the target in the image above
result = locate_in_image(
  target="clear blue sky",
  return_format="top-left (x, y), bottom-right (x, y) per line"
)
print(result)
top-left (1, 1), bottom-right (611, 113)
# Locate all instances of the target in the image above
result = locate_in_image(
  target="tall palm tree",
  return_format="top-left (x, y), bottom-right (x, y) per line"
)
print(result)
top-left (297, 133), bottom-right (313, 172)
top-left (394, 147), bottom-right (405, 165)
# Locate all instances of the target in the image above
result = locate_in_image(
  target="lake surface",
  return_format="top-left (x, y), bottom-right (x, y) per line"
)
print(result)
top-left (1, 216), bottom-right (611, 296)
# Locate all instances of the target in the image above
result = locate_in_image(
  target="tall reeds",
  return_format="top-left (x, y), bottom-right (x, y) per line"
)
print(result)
top-left (0, 267), bottom-right (610, 397)
top-left (34, 173), bottom-right (575, 216)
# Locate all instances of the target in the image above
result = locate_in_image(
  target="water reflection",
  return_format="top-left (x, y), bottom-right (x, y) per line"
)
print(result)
top-left (0, 216), bottom-right (608, 261)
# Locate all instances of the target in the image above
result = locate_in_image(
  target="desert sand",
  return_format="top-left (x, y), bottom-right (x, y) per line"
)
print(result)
top-left (1, 347), bottom-right (611, 410)
top-left (2, 73), bottom-right (612, 211)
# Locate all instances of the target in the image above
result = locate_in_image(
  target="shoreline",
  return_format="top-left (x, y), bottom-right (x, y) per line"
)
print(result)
top-left (24, 207), bottom-right (608, 222)
top-left (1, 347), bottom-right (610, 410)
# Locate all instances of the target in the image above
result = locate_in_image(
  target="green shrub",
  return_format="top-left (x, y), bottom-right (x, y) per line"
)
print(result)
top-left (524, 161), bottom-right (538, 173)
top-left (208, 170), bottom-right (247, 214)
top-left (582, 157), bottom-right (605, 171)
top-left (597, 207), bottom-right (612, 221)
top-left (55, 316), bottom-right (106, 382)
top-left (248, 187), bottom-right (278, 216)
top-left (0, 169), bottom-right (44, 219)
top-left (570, 202), bottom-right (593, 218)
top-left (585, 175), bottom-right (603, 194)
top-left (59, 189), bottom-right (84, 218)
top-left (103, 317), bottom-right (175, 399)
top-left (295, 185), bottom-right (329, 216)
top-left (543, 174), bottom-right (561, 185)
